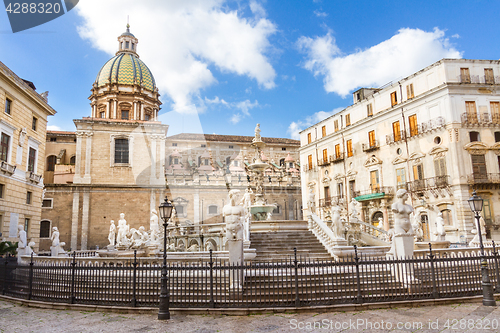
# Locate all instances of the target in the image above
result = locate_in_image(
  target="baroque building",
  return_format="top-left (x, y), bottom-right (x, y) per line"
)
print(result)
top-left (0, 60), bottom-right (56, 250)
top-left (41, 27), bottom-right (302, 251)
top-left (300, 59), bottom-right (500, 244)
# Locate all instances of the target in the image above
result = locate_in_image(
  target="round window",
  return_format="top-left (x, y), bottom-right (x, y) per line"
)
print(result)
top-left (434, 136), bottom-right (442, 144)
top-left (397, 148), bottom-right (402, 155)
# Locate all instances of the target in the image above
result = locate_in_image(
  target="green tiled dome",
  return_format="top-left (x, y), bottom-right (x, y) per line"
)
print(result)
top-left (95, 53), bottom-right (156, 91)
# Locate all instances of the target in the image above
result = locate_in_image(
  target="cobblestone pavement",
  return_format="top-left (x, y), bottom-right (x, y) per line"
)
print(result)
top-left (0, 300), bottom-right (499, 333)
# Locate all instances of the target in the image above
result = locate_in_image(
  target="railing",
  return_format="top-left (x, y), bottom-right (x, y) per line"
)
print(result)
top-left (362, 140), bottom-right (379, 152)
top-left (386, 117), bottom-right (445, 144)
top-left (457, 75), bottom-right (500, 84)
top-left (386, 130), bottom-right (406, 145)
top-left (318, 197), bottom-right (331, 208)
top-left (302, 164), bottom-right (316, 172)
top-left (0, 161), bottom-right (16, 175)
top-left (407, 175), bottom-right (450, 192)
top-left (353, 186), bottom-right (394, 198)
top-left (349, 220), bottom-right (389, 242)
top-left (26, 172), bottom-right (42, 183)
top-left (2, 245), bottom-right (500, 308)
top-left (467, 173), bottom-right (500, 185)
top-left (308, 213), bottom-right (341, 258)
top-left (329, 153), bottom-right (344, 164)
top-left (461, 112), bottom-right (500, 126)
top-left (317, 158), bottom-right (330, 166)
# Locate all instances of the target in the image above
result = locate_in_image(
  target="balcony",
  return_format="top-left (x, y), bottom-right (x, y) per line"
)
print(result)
top-left (302, 164), bottom-right (317, 172)
top-left (319, 197), bottom-right (331, 208)
top-left (318, 158), bottom-right (330, 167)
top-left (467, 173), bottom-right (500, 188)
top-left (330, 153), bottom-right (344, 164)
top-left (26, 171), bottom-right (42, 183)
top-left (386, 130), bottom-right (406, 145)
top-left (362, 140), bottom-right (379, 152)
top-left (0, 161), bottom-right (16, 175)
top-left (318, 195), bottom-right (344, 208)
top-left (353, 186), bottom-right (394, 202)
top-left (461, 112), bottom-right (500, 127)
top-left (386, 117), bottom-right (445, 144)
top-left (407, 175), bottom-right (450, 196)
top-left (457, 75), bottom-right (500, 84)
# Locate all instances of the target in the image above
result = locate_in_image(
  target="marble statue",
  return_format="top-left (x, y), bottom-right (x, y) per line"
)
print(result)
top-left (349, 198), bottom-right (359, 219)
top-left (108, 220), bottom-right (116, 247)
top-left (18, 225), bottom-right (27, 249)
top-left (331, 205), bottom-right (343, 239)
top-left (50, 227), bottom-right (67, 257)
top-left (266, 211), bottom-right (273, 221)
top-left (18, 128), bottom-right (27, 147)
top-left (253, 123), bottom-right (261, 142)
top-left (240, 188), bottom-right (253, 209)
top-left (469, 216), bottom-right (487, 247)
top-left (391, 189), bottom-right (414, 235)
top-left (434, 212), bottom-right (446, 241)
top-left (222, 190), bottom-right (245, 241)
top-left (412, 214), bottom-right (424, 242)
top-left (187, 244), bottom-right (199, 252)
top-left (149, 209), bottom-right (160, 244)
top-left (130, 226), bottom-right (149, 248)
top-left (307, 189), bottom-right (316, 214)
top-left (116, 213), bottom-right (130, 247)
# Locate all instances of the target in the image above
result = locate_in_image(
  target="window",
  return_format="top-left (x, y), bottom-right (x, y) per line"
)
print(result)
top-left (349, 181), bottom-right (355, 197)
top-left (26, 191), bottom-right (32, 204)
top-left (485, 68), bottom-right (495, 84)
top-left (121, 110), bottom-right (129, 120)
top-left (28, 147), bottom-right (36, 172)
top-left (392, 121), bottom-right (401, 142)
top-left (322, 149), bottom-right (328, 163)
top-left (0, 183), bottom-right (4, 198)
top-left (125, 41), bottom-right (129, 49)
top-left (408, 114), bottom-right (418, 137)
top-left (114, 138), bottom-right (129, 164)
top-left (208, 205), bottom-right (218, 214)
top-left (491, 102), bottom-right (500, 124)
top-left (390, 91), bottom-right (397, 106)
top-left (47, 155), bottom-right (56, 172)
top-left (434, 157), bottom-right (447, 177)
top-left (32, 117), bottom-right (37, 131)
top-left (370, 170), bottom-right (380, 192)
top-left (40, 220), bottom-right (51, 238)
top-left (229, 145), bottom-right (234, 149)
top-left (307, 154), bottom-right (312, 170)
top-left (144, 114), bottom-right (150, 121)
top-left (273, 205), bottom-right (281, 214)
top-left (4, 98), bottom-right (11, 115)
top-left (396, 168), bottom-right (406, 189)
top-left (345, 114), bottom-right (351, 126)
top-left (460, 67), bottom-right (471, 83)
top-left (346, 139), bottom-right (353, 157)
top-left (49, 137), bottom-right (57, 142)
top-left (201, 144), bottom-right (206, 148)
top-left (307, 133), bottom-right (311, 144)
top-left (175, 205), bottom-right (184, 215)
top-left (368, 130), bottom-right (376, 148)
top-left (0, 133), bottom-right (10, 162)
top-left (69, 155), bottom-right (76, 165)
top-left (42, 199), bottom-right (53, 208)
top-left (279, 158), bottom-right (285, 167)
top-left (495, 132), bottom-right (500, 143)
top-left (413, 164), bottom-right (424, 190)
top-left (406, 84), bottom-right (414, 99)
top-left (100, 111), bottom-right (105, 118)
top-left (172, 143), bottom-right (177, 146)
top-left (472, 154), bottom-right (487, 181)
top-left (367, 103), bottom-right (373, 117)
top-left (441, 209), bottom-right (452, 226)
top-left (321, 126), bottom-right (326, 137)
top-left (282, 147), bottom-right (286, 151)
top-left (337, 182), bottom-right (343, 198)
top-left (465, 101), bottom-right (478, 124)
top-left (469, 131), bottom-right (480, 142)
top-left (334, 120), bottom-right (339, 132)
top-left (335, 144), bottom-right (341, 159)
top-left (24, 218), bottom-right (30, 236)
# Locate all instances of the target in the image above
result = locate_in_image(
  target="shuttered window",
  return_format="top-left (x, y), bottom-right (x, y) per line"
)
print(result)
top-left (335, 144), bottom-right (340, 159)
top-left (390, 92), bottom-right (397, 106)
top-left (491, 102), bottom-right (500, 124)
top-left (466, 101), bottom-right (478, 124)
top-left (392, 121), bottom-right (401, 142)
top-left (409, 115), bottom-right (418, 137)
top-left (368, 130), bottom-right (376, 147)
top-left (308, 154), bottom-right (312, 170)
top-left (346, 140), bottom-right (353, 157)
top-left (471, 154), bottom-right (487, 181)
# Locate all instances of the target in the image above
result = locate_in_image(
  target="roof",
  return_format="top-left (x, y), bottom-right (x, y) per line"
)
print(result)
top-left (166, 133), bottom-right (300, 145)
top-left (47, 130), bottom-right (76, 136)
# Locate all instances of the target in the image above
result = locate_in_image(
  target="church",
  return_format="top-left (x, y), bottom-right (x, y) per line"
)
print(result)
top-left (40, 26), bottom-right (302, 252)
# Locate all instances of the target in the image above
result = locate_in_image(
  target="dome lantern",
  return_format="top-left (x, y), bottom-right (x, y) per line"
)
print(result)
top-left (117, 23), bottom-right (139, 56)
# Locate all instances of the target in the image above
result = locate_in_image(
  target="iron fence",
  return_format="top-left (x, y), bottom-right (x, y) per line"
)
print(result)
top-left (1, 246), bottom-right (500, 309)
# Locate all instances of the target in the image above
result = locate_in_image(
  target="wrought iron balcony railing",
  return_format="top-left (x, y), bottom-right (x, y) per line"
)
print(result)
top-left (467, 173), bottom-right (500, 185)
top-left (302, 164), bottom-right (317, 172)
top-left (318, 158), bottom-right (330, 166)
top-left (362, 140), bottom-right (379, 152)
top-left (461, 112), bottom-right (500, 126)
top-left (457, 74), bottom-right (500, 84)
top-left (407, 175), bottom-right (450, 192)
top-left (353, 186), bottom-right (394, 199)
top-left (329, 153), bottom-right (344, 164)
top-left (386, 117), bottom-right (445, 144)
top-left (386, 130), bottom-right (406, 145)
top-left (319, 197), bottom-right (331, 208)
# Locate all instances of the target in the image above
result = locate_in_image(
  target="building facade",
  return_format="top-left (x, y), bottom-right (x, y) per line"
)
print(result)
top-left (0, 61), bottom-right (56, 250)
top-left (300, 59), bottom-right (500, 244)
top-left (41, 27), bottom-right (302, 251)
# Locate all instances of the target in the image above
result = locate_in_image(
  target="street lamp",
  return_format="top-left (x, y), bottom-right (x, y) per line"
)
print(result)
top-left (158, 196), bottom-right (174, 320)
top-left (468, 190), bottom-right (496, 306)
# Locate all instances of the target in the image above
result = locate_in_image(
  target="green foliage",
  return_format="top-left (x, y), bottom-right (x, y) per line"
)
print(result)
top-left (0, 241), bottom-right (18, 256)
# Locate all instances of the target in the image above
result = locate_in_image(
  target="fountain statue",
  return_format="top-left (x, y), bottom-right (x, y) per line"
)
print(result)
top-left (434, 212), bottom-right (446, 241)
top-left (108, 220), bottom-right (116, 249)
top-left (223, 190), bottom-right (245, 287)
top-left (389, 189), bottom-right (415, 259)
top-left (149, 209), bottom-right (160, 244)
top-left (50, 227), bottom-right (67, 257)
top-left (247, 124), bottom-right (276, 220)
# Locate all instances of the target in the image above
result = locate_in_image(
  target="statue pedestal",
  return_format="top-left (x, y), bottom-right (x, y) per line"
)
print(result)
top-left (389, 234), bottom-right (417, 286)
top-left (227, 239), bottom-right (244, 288)
top-left (394, 234), bottom-right (414, 259)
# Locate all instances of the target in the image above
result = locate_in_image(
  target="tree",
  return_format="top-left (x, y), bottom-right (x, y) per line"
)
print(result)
top-left (0, 241), bottom-right (18, 257)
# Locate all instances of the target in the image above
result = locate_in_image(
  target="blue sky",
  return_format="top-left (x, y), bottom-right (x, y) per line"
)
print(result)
top-left (1, 0), bottom-right (499, 139)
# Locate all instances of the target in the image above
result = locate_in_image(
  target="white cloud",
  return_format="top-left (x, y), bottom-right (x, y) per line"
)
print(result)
top-left (287, 107), bottom-right (342, 139)
top-left (47, 125), bottom-right (62, 131)
top-left (76, 0), bottom-right (277, 113)
top-left (230, 113), bottom-right (242, 124)
top-left (298, 28), bottom-right (462, 97)
top-left (313, 10), bottom-right (327, 17)
top-left (235, 99), bottom-right (259, 116)
top-left (249, 0), bottom-right (266, 19)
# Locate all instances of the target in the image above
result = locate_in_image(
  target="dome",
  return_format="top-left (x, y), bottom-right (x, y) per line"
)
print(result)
top-left (95, 53), bottom-right (156, 92)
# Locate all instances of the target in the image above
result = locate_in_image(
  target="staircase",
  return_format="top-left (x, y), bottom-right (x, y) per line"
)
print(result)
top-left (250, 230), bottom-right (333, 261)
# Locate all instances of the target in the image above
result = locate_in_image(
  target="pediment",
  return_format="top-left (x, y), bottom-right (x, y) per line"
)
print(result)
top-left (322, 176), bottom-right (331, 183)
top-left (307, 181), bottom-right (316, 187)
top-left (392, 156), bottom-right (407, 165)
top-left (172, 197), bottom-right (189, 205)
top-left (346, 169), bottom-right (358, 178)
top-left (363, 155), bottom-right (382, 168)
top-left (333, 173), bottom-right (344, 180)
top-left (409, 152), bottom-right (426, 161)
top-left (428, 146), bottom-right (448, 155)
top-left (464, 142), bottom-right (488, 155)
top-left (491, 143), bottom-right (500, 155)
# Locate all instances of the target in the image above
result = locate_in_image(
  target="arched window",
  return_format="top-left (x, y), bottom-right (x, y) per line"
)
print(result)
top-left (279, 158), bottom-right (285, 167)
top-left (441, 209), bottom-right (453, 226)
top-left (69, 155), bottom-right (76, 165)
top-left (46, 155), bottom-right (57, 171)
top-left (208, 205), bottom-right (218, 215)
top-left (273, 205), bottom-right (281, 214)
top-left (40, 220), bottom-right (51, 238)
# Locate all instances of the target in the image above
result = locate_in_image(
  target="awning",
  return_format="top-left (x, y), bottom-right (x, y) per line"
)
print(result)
top-left (354, 192), bottom-right (386, 201)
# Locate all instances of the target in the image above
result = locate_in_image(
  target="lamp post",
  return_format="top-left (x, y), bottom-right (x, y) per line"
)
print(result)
top-left (158, 196), bottom-right (174, 320)
top-left (468, 190), bottom-right (496, 306)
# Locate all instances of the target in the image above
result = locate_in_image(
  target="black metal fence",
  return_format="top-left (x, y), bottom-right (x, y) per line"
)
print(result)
top-left (1, 247), bottom-right (500, 309)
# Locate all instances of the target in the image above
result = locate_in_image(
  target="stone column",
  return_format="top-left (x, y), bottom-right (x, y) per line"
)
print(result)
top-left (81, 191), bottom-right (90, 250)
top-left (140, 103), bottom-right (144, 120)
top-left (73, 132), bottom-right (84, 183)
top-left (105, 100), bottom-right (110, 118)
top-left (113, 99), bottom-right (118, 119)
top-left (381, 199), bottom-right (390, 231)
top-left (71, 191), bottom-right (80, 250)
top-left (82, 132), bottom-right (93, 184)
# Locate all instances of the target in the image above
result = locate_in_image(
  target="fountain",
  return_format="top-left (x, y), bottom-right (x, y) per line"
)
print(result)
top-left (247, 124), bottom-right (276, 221)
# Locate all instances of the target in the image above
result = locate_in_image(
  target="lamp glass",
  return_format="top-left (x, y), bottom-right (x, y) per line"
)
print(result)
top-left (159, 196), bottom-right (174, 222)
top-left (468, 191), bottom-right (483, 213)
